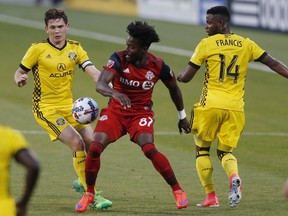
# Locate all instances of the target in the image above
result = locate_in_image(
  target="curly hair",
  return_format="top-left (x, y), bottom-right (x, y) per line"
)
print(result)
top-left (44, 8), bottom-right (68, 26)
top-left (126, 21), bottom-right (160, 48)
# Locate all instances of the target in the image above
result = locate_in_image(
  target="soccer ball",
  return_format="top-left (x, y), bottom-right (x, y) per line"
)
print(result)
top-left (72, 97), bottom-right (99, 124)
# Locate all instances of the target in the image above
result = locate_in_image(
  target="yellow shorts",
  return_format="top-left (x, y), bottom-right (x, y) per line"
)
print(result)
top-left (0, 198), bottom-right (16, 216)
top-left (33, 104), bottom-right (88, 141)
top-left (191, 105), bottom-right (245, 148)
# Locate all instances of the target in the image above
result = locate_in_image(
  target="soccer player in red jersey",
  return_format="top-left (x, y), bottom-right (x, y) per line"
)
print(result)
top-left (75, 21), bottom-right (191, 212)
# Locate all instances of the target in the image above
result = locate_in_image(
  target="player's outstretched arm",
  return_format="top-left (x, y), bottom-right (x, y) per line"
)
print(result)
top-left (15, 149), bottom-right (40, 216)
top-left (260, 54), bottom-right (288, 78)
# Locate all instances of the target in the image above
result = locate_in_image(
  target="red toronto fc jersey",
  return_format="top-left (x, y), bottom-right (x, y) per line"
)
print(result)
top-left (103, 50), bottom-right (175, 110)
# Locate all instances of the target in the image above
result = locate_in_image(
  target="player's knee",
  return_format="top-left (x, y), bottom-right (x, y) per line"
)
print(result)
top-left (196, 146), bottom-right (210, 158)
top-left (88, 141), bottom-right (104, 158)
top-left (217, 149), bottom-right (232, 161)
top-left (141, 143), bottom-right (158, 159)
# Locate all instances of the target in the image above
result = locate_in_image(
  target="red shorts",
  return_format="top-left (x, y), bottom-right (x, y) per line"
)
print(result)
top-left (94, 107), bottom-right (154, 143)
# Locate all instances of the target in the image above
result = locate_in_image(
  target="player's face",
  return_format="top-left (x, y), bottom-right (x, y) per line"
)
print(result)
top-left (45, 18), bottom-right (69, 46)
top-left (125, 36), bottom-right (146, 64)
top-left (205, 14), bottom-right (221, 36)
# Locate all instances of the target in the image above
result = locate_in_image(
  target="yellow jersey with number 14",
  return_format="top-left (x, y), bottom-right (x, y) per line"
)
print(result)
top-left (190, 33), bottom-right (266, 111)
top-left (20, 39), bottom-right (92, 112)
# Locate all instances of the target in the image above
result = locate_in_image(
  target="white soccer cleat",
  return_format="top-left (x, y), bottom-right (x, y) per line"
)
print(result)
top-left (229, 176), bottom-right (242, 208)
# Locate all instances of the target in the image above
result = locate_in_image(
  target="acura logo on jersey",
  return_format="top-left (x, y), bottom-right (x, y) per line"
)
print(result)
top-left (57, 63), bottom-right (66, 72)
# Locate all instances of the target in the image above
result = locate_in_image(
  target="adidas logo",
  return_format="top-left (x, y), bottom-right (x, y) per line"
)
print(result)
top-left (123, 68), bottom-right (130, 73)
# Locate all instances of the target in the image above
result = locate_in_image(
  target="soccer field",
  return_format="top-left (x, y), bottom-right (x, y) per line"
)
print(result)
top-left (1, 3), bottom-right (288, 216)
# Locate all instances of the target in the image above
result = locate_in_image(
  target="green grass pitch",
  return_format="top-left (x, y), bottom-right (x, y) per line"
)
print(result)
top-left (0, 3), bottom-right (287, 216)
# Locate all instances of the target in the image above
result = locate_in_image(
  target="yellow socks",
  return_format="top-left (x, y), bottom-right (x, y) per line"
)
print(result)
top-left (221, 153), bottom-right (238, 178)
top-left (73, 151), bottom-right (87, 190)
top-left (196, 153), bottom-right (215, 193)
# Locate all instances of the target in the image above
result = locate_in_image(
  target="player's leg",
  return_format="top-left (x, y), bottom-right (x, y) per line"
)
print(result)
top-left (58, 126), bottom-right (87, 186)
top-left (75, 133), bottom-right (110, 213)
top-left (192, 107), bottom-right (221, 207)
top-left (34, 108), bottom-right (88, 190)
top-left (75, 125), bottom-right (112, 209)
top-left (217, 110), bottom-right (244, 208)
top-left (135, 126), bottom-right (188, 209)
top-left (217, 144), bottom-right (241, 208)
top-left (194, 137), bottom-right (219, 207)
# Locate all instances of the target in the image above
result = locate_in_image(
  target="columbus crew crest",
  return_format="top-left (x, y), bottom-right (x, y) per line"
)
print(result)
top-left (68, 51), bottom-right (77, 61)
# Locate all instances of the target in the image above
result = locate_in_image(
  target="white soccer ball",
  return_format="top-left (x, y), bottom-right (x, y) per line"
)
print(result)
top-left (72, 97), bottom-right (99, 124)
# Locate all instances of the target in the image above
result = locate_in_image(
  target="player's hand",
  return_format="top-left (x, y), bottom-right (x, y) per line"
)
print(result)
top-left (112, 92), bottom-right (131, 109)
top-left (178, 118), bottom-right (191, 134)
top-left (16, 74), bottom-right (28, 87)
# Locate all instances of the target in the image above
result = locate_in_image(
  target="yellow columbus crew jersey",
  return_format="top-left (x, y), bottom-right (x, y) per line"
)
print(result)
top-left (20, 39), bottom-right (93, 112)
top-left (190, 33), bottom-right (266, 111)
top-left (0, 125), bottom-right (29, 200)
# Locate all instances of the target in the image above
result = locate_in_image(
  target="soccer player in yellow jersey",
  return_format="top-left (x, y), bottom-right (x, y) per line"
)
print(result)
top-left (13, 8), bottom-right (112, 209)
top-left (177, 5), bottom-right (288, 208)
top-left (0, 125), bottom-right (40, 216)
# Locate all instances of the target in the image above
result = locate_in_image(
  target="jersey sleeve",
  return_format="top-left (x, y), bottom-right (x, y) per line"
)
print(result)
top-left (76, 43), bottom-right (93, 70)
top-left (20, 44), bottom-right (39, 72)
top-left (160, 61), bottom-right (174, 81)
top-left (1, 126), bottom-right (29, 156)
top-left (103, 52), bottom-right (122, 74)
top-left (247, 38), bottom-right (267, 62)
top-left (10, 130), bottom-right (29, 155)
top-left (189, 39), bottom-right (206, 67)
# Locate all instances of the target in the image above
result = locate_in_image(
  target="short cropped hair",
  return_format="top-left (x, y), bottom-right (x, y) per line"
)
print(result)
top-left (44, 8), bottom-right (68, 26)
top-left (207, 5), bottom-right (230, 22)
top-left (126, 21), bottom-right (160, 48)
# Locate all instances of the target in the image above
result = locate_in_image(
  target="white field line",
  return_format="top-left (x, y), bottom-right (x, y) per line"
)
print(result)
top-left (16, 130), bottom-right (288, 137)
top-left (0, 14), bottom-right (273, 73)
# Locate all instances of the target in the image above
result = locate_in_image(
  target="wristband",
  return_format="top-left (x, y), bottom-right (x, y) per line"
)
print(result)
top-left (177, 109), bottom-right (186, 120)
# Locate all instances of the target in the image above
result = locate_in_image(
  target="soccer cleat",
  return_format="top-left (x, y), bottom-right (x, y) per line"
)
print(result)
top-left (75, 193), bottom-right (94, 213)
top-left (173, 190), bottom-right (188, 209)
top-left (72, 179), bottom-right (85, 195)
top-left (197, 196), bottom-right (220, 207)
top-left (72, 180), bottom-right (112, 209)
top-left (89, 191), bottom-right (113, 209)
top-left (229, 176), bottom-right (242, 208)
